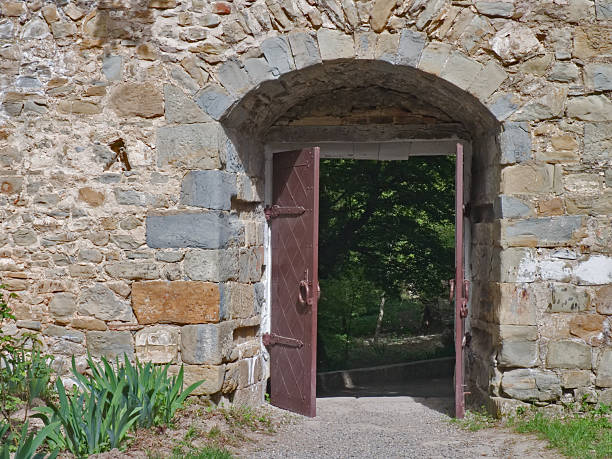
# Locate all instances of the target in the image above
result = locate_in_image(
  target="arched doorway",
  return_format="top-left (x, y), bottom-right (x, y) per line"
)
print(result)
top-left (215, 57), bottom-right (502, 418)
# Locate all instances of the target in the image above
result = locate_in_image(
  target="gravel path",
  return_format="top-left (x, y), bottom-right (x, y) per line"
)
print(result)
top-left (240, 378), bottom-right (558, 459)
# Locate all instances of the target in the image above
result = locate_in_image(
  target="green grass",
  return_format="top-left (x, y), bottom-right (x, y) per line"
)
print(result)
top-left (512, 404), bottom-right (612, 459)
top-left (178, 445), bottom-right (233, 459)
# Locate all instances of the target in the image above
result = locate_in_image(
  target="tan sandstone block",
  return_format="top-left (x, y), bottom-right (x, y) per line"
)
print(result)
top-left (501, 164), bottom-right (554, 194)
top-left (132, 281), bottom-right (220, 325)
top-left (594, 285), bottom-right (612, 315)
top-left (109, 83), bottom-right (164, 119)
top-left (569, 314), bottom-right (605, 341)
top-left (169, 364), bottom-right (224, 395)
top-left (78, 187), bottom-right (105, 207)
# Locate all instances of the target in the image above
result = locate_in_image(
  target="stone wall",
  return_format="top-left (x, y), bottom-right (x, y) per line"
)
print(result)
top-left (0, 0), bottom-right (611, 412)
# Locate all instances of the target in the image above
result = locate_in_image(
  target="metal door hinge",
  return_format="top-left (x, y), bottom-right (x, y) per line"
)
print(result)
top-left (264, 205), bottom-right (306, 221)
top-left (262, 333), bottom-right (304, 348)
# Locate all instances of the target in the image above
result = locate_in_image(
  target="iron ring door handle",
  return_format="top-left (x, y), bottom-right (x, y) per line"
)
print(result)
top-left (298, 280), bottom-right (311, 307)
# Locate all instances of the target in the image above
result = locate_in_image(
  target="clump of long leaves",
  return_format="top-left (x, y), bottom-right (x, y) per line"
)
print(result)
top-left (73, 354), bottom-right (203, 427)
top-left (0, 420), bottom-right (59, 459)
top-left (34, 378), bottom-right (141, 457)
top-left (34, 354), bottom-right (203, 457)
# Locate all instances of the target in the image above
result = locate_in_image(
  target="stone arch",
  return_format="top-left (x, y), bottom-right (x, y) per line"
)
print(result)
top-left (202, 29), bottom-right (510, 408)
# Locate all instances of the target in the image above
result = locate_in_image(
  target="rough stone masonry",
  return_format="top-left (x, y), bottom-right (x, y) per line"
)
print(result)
top-left (0, 0), bottom-right (610, 413)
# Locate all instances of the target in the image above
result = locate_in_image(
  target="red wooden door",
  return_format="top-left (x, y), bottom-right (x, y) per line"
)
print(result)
top-left (453, 143), bottom-right (468, 419)
top-left (265, 147), bottom-right (320, 417)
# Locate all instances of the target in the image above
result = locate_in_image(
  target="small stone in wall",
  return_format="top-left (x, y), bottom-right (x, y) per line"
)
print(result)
top-left (78, 187), bottom-right (105, 207)
top-left (79, 284), bottom-right (134, 322)
top-left (49, 292), bottom-right (77, 318)
top-left (490, 23), bottom-right (542, 65)
top-left (212, 1), bottom-right (231, 14)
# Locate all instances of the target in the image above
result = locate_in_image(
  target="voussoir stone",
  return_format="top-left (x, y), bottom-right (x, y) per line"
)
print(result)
top-left (110, 82), bottom-right (164, 119)
top-left (132, 281), bottom-right (220, 324)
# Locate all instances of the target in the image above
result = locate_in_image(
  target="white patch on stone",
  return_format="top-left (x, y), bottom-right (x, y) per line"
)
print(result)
top-left (516, 251), bottom-right (538, 282)
top-left (575, 255), bottom-right (612, 285)
top-left (539, 259), bottom-right (571, 282)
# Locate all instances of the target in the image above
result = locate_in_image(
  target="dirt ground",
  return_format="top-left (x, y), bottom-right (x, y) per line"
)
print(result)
top-left (85, 376), bottom-right (559, 459)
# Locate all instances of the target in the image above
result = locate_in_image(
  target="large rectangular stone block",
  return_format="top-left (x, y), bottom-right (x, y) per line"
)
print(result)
top-left (596, 349), bottom-right (612, 387)
top-left (180, 170), bottom-right (237, 210)
top-left (132, 281), bottom-right (220, 324)
top-left (498, 340), bottom-right (538, 368)
top-left (146, 212), bottom-right (242, 249)
top-left (550, 284), bottom-right (590, 312)
top-left (501, 216), bottom-right (583, 247)
top-left (501, 369), bottom-right (561, 402)
top-left (180, 322), bottom-right (234, 365)
top-left (156, 123), bottom-right (221, 169)
top-left (493, 282), bottom-right (547, 325)
top-left (499, 122), bottom-right (531, 164)
top-left (546, 340), bottom-right (592, 369)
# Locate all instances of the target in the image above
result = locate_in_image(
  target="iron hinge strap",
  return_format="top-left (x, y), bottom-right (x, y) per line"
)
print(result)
top-left (262, 333), bottom-right (304, 348)
top-left (264, 205), bottom-right (306, 221)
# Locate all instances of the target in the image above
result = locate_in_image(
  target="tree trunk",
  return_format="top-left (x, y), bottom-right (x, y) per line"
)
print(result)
top-left (374, 292), bottom-right (385, 343)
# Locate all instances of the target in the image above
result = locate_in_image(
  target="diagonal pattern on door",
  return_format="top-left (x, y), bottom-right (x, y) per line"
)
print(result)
top-left (267, 148), bottom-right (319, 417)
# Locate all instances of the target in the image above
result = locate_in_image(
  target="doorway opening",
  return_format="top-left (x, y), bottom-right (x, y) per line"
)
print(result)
top-left (316, 155), bottom-right (456, 395)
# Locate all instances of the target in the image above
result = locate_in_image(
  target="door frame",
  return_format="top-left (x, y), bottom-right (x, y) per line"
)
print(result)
top-left (261, 139), bottom-right (473, 414)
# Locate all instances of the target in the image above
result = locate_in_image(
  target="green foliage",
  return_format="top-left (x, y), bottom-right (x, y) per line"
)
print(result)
top-left (511, 403), bottom-right (612, 458)
top-left (162, 445), bottom-right (233, 459)
top-left (34, 354), bottom-right (204, 457)
top-left (319, 157), bottom-right (455, 299)
top-left (0, 420), bottom-right (59, 459)
top-left (34, 377), bottom-right (141, 457)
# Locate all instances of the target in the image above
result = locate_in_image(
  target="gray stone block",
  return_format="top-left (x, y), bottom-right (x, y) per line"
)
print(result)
top-left (288, 32), bottom-right (321, 69)
top-left (500, 122), bottom-right (531, 164)
top-left (503, 216), bottom-right (583, 247)
top-left (180, 323), bottom-right (234, 364)
top-left (194, 85), bottom-right (235, 120)
top-left (440, 52), bottom-right (483, 91)
top-left (49, 293), bottom-right (77, 318)
top-left (155, 251), bottom-right (184, 263)
top-left (243, 58), bottom-right (275, 86)
top-left (0, 20), bottom-right (14, 39)
top-left (596, 349), bottom-right (612, 387)
top-left (501, 369), bottom-right (561, 402)
top-left (548, 62), bottom-right (580, 82)
top-left (396, 29), bottom-right (426, 67)
top-left (494, 195), bottom-right (533, 218)
top-left (43, 325), bottom-right (84, 343)
top-left (584, 64), bottom-right (612, 91)
top-left (78, 284), bottom-right (134, 321)
top-left (86, 331), bottom-right (134, 360)
top-left (146, 212), bottom-right (242, 249)
top-left (547, 340), bottom-right (592, 369)
top-left (584, 122), bottom-right (612, 161)
top-left (104, 261), bottom-right (159, 280)
top-left (498, 341), bottom-right (538, 368)
top-left (261, 36), bottom-right (295, 75)
top-left (487, 93), bottom-right (519, 121)
top-left (156, 123), bottom-right (221, 169)
top-left (180, 170), bottom-right (237, 210)
top-left (475, 1), bottom-right (514, 17)
top-left (184, 248), bottom-right (239, 281)
top-left (102, 55), bottom-right (123, 81)
top-left (317, 28), bottom-right (354, 60)
top-left (550, 284), bottom-right (590, 312)
top-left (164, 84), bottom-right (211, 123)
top-left (114, 189), bottom-right (147, 206)
top-left (595, 0), bottom-right (612, 19)
top-left (217, 59), bottom-right (251, 95)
